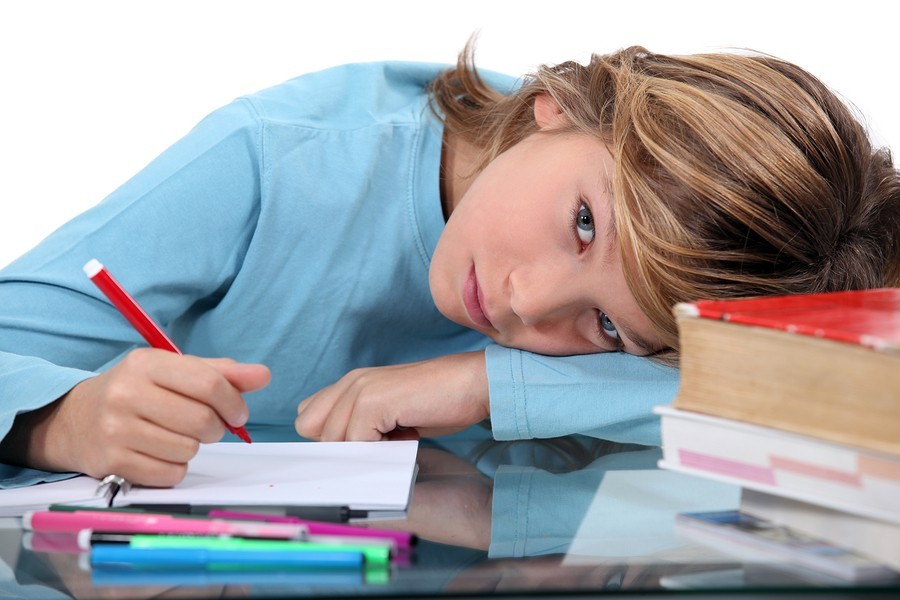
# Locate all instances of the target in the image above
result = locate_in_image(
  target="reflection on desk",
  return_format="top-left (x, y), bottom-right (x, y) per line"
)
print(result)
top-left (2, 432), bottom-right (899, 599)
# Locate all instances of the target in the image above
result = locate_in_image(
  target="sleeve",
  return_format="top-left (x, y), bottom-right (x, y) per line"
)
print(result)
top-left (0, 98), bottom-right (264, 486)
top-left (484, 345), bottom-right (680, 446)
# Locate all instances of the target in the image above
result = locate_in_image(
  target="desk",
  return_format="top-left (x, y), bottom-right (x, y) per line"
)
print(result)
top-left (1, 434), bottom-right (898, 599)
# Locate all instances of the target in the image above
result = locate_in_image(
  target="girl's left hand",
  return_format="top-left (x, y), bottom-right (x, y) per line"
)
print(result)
top-left (294, 351), bottom-right (489, 441)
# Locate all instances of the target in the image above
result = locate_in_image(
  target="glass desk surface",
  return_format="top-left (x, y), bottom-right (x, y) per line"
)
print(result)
top-left (1, 431), bottom-right (898, 599)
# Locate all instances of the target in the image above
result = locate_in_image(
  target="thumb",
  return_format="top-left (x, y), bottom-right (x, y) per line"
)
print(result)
top-left (204, 359), bottom-right (272, 393)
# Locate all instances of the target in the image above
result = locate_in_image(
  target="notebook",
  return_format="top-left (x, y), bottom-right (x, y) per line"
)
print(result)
top-left (0, 440), bottom-right (419, 518)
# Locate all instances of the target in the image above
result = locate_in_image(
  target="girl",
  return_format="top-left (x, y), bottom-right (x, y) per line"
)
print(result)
top-left (1, 43), bottom-right (898, 488)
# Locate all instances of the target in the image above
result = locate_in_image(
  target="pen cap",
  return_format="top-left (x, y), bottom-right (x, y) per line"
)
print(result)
top-left (83, 259), bottom-right (104, 278)
top-left (77, 529), bottom-right (112, 550)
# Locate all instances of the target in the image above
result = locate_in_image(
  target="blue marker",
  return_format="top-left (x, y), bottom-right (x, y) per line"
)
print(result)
top-left (91, 567), bottom-right (367, 587)
top-left (90, 545), bottom-right (364, 569)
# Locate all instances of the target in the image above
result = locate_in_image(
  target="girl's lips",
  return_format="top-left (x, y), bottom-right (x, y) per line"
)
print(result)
top-left (463, 266), bottom-right (493, 329)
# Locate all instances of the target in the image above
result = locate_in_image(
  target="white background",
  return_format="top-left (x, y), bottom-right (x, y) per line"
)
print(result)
top-left (2, 0), bottom-right (897, 268)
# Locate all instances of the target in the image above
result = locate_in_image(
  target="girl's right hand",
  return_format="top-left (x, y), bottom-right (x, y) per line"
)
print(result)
top-left (7, 348), bottom-right (270, 487)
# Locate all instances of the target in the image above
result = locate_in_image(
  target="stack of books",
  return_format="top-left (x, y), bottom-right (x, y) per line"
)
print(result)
top-left (654, 289), bottom-right (900, 581)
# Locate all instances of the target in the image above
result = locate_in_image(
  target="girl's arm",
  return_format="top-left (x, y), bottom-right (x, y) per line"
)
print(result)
top-left (0, 98), bottom-right (267, 486)
top-left (295, 347), bottom-right (680, 445)
top-left (486, 346), bottom-right (680, 446)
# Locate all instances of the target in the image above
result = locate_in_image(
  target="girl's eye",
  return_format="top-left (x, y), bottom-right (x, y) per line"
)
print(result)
top-left (599, 311), bottom-right (620, 341)
top-left (574, 202), bottom-right (595, 246)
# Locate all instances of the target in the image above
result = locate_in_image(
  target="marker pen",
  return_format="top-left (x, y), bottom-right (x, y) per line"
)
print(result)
top-left (83, 259), bottom-right (251, 443)
top-left (90, 533), bottom-right (393, 566)
top-left (91, 566), bottom-right (366, 587)
top-left (89, 544), bottom-right (364, 569)
top-left (129, 503), bottom-right (367, 522)
top-left (23, 510), bottom-right (306, 539)
top-left (209, 509), bottom-right (416, 550)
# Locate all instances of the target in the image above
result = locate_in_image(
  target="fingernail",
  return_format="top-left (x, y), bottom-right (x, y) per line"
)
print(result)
top-left (233, 411), bottom-right (249, 427)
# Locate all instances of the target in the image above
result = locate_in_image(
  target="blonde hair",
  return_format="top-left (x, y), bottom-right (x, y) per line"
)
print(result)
top-left (430, 42), bottom-right (900, 365)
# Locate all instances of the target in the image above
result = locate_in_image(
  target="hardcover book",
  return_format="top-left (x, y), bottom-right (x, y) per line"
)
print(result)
top-left (672, 288), bottom-right (900, 456)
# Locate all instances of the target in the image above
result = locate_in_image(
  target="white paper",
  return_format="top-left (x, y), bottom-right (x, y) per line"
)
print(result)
top-left (0, 440), bottom-right (419, 516)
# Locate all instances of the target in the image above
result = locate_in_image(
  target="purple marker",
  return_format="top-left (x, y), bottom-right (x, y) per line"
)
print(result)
top-left (208, 509), bottom-right (416, 551)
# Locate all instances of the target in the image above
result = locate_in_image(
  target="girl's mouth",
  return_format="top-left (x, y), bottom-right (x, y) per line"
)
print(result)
top-left (463, 266), bottom-right (493, 329)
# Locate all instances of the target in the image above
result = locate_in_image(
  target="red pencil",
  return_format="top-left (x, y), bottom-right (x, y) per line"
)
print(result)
top-left (83, 259), bottom-right (252, 443)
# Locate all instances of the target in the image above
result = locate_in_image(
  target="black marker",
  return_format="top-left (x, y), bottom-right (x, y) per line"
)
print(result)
top-left (123, 504), bottom-right (369, 522)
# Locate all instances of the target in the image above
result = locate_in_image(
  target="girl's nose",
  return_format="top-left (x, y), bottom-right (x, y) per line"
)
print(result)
top-left (508, 266), bottom-right (581, 328)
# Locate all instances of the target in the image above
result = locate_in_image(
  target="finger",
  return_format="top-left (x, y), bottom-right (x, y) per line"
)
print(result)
top-left (129, 350), bottom-right (250, 429)
top-left (83, 421), bottom-right (195, 488)
top-left (205, 360), bottom-right (272, 393)
top-left (101, 364), bottom-right (230, 444)
top-left (91, 375), bottom-right (229, 445)
top-left (131, 387), bottom-right (228, 444)
top-left (102, 448), bottom-right (190, 488)
top-left (118, 417), bottom-right (203, 465)
top-left (342, 396), bottom-right (399, 441)
top-left (318, 393), bottom-right (355, 442)
top-left (91, 398), bottom-right (205, 464)
top-left (294, 412), bottom-right (320, 440)
top-left (129, 456), bottom-right (189, 488)
top-left (295, 387), bottom-right (340, 440)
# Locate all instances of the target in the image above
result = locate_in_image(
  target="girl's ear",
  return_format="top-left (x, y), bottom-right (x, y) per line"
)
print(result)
top-left (533, 93), bottom-right (567, 130)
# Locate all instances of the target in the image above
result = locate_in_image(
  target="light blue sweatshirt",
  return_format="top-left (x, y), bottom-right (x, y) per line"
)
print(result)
top-left (0, 61), bottom-right (678, 487)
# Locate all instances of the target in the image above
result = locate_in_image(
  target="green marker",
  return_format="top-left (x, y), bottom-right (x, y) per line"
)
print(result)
top-left (100, 533), bottom-right (391, 566)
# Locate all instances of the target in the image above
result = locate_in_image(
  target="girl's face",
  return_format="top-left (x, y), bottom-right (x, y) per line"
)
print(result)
top-left (430, 97), bottom-right (665, 357)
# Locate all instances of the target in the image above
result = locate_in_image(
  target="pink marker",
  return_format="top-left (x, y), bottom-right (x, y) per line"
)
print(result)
top-left (23, 510), bottom-right (307, 539)
top-left (83, 259), bottom-right (251, 443)
top-left (208, 510), bottom-right (416, 550)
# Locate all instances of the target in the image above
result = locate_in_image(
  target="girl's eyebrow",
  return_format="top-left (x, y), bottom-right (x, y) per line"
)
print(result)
top-left (617, 320), bottom-right (660, 356)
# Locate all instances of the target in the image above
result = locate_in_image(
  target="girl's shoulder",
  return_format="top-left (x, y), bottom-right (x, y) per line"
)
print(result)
top-left (237, 61), bottom-right (520, 129)
top-left (238, 61), bottom-right (449, 128)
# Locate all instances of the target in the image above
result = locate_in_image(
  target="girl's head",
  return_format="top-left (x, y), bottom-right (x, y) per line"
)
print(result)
top-left (430, 43), bottom-right (900, 364)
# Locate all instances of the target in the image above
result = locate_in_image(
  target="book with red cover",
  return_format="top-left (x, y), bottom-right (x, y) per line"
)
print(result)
top-left (681, 288), bottom-right (900, 352)
top-left (671, 288), bottom-right (900, 456)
